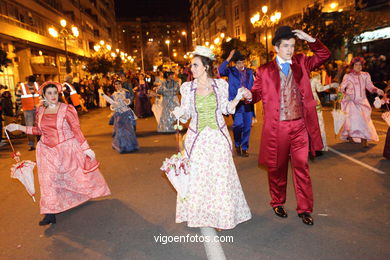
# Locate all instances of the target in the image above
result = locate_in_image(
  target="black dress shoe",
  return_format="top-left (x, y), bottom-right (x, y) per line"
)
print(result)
top-left (298, 212), bottom-right (314, 225)
top-left (242, 150), bottom-right (249, 157)
top-left (273, 206), bottom-right (288, 218)
top-left (39, 214), bottom-right (56, 226)
top-left (28, 147), bottom-right (36, 151)
top-left (235, 146), bottom-right (242, 156)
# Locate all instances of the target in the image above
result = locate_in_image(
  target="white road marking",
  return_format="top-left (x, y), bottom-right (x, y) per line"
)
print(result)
top-left (200, 227), bottom-right (226, 260)
top-left (328, 147), bottom-right (386, 174)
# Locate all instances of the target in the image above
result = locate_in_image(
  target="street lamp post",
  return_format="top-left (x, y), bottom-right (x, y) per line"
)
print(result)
top-left (48, 19), bottom-right (79, 74)
top-left (165, 40), bottom-right (170, 59)
top-left (182, 31), bottom-right (187, 52)
top-left (250, 6), bottom-right (281, 63)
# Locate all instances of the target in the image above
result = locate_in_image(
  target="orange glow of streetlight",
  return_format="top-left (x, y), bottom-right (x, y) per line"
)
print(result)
top-left (60, 19), bottom-right (67, 27)
top-left (262, 5), bottom-right (268, 14)
top-left (48, 27), bottom-right (58, 38)
top-left (250, 12), bottom-right (260, 24)
top-left (181, 31), bottom-right (186, 36)
top-left (93, 45), bottom-right (100, 52)
top-left (71, 26), bottom-right (79, 37)
top-left (99, 40), bottom-right (105, 45)
top-left (106, 44), bottom-right (112, 51)
top-left (220, 32), bottom-right (225, 38)
top-left (330, 2), bottom-right (338, 9)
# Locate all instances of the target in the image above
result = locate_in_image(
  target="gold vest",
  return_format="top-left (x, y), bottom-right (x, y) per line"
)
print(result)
top-left (279, 70), bottom-right (303, 121)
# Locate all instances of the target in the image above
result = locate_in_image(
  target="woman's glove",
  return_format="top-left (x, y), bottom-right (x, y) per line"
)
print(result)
top-left (382, 111), bottom-right (390, 127)
top-left (5, 123), bottom-right (20, 132)
top-left (330, 83), bottom-right (339, 88)
top-left (172, 106), bottom-right (185, 119)
top-left (235, 87), bottom-right (245, 101)
top-left (376, 89), bottom-right (385, 97)
top-left (227, 88), bottom-right (246, 113)
top-left (83, 149), bottom-right (96, 160)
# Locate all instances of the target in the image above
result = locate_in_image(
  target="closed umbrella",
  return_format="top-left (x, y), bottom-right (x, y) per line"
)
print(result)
top-left (5, 130), bottom-right (36, 202)
top-left (331, 109), bottom-right (346, 135)
top-left (160, 120), bottom-right (190, 199)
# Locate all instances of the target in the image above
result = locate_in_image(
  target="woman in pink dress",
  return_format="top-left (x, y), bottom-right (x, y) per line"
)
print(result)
top-left (340, 57), bottom-right (385, 147)
top-left (6, 81), bottom-right (111, 226)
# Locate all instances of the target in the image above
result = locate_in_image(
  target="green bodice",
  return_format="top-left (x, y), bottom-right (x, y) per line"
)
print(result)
top-left (196, 93), bottom-right (218, 131)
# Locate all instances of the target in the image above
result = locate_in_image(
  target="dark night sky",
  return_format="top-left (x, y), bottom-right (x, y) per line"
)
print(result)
top-left (115, 0), bottom-right (190, 21)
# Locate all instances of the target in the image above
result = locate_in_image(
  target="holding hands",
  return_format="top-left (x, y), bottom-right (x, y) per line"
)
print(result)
top-left (235, 87), bottom-right (252, 101)
top-left (242, 88), bottom-right (252, 101)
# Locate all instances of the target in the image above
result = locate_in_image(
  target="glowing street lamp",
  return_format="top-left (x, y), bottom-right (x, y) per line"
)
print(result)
top-left (48, 27), bottom-right (58, 38)
top-left (165, 39), bottom-right (171, 57)
top-left (181, 30), bottom-right (188, 52)
top-left (71, 26), bottom-right (79, 37)
top-left (250, 6), bottom-right (282, 62)
top-left (48, 18), bottom-right (79, 73)
top-left (60, 19), bottom-right (67, 28)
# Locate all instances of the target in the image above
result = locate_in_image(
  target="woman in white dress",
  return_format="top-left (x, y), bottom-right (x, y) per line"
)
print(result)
top-left (310, 71), bottom-right (338, 152)
top-left (172, 46), bottom-right (251, 230)
top-left (97, 86), bottom-right (107, 107)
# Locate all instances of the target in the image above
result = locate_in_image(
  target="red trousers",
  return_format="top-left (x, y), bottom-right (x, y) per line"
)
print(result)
top-left (267, 118), bottom-right (313, 214)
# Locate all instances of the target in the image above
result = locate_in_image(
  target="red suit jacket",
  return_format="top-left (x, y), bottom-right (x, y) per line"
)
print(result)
top-left (251, 39), bottom-right (331, 167)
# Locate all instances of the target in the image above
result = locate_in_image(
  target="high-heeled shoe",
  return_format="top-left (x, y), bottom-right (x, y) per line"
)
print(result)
top-left (39, 214), bottom-right (56, 226)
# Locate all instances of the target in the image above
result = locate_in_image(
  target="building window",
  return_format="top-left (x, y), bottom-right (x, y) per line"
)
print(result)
top-left (235, 25), bottom-right (240, 37)
top-left (234, 6), bottom-right (239, 20)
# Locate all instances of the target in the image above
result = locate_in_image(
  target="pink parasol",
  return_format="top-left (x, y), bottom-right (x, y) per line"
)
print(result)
top-left (5, 130), bottom-right (36, 202)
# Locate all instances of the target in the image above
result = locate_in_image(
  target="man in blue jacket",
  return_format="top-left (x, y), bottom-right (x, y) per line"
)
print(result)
top-left (219, 49), bottom-right (254, 157)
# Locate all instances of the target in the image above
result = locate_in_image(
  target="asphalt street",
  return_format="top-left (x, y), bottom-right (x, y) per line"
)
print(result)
top-left (0, 106), bottom-right (389, 260)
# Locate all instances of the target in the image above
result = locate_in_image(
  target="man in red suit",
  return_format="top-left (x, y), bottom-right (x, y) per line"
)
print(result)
top-left (243, 27), bottom-right (330, 225)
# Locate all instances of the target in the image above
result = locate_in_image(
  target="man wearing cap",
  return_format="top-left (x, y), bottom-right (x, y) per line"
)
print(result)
top-left (15, 75), bottom-right (40, 151)
top-left (219, 49), bottom-right (254, 157)
top-left (243, 27), bottom-right (330, 225)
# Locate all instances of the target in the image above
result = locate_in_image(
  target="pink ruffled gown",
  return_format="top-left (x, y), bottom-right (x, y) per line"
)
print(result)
top-left (26, 103), bottom-right (111, 214)
top-left (340, 71), bottom-right (381, 142)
